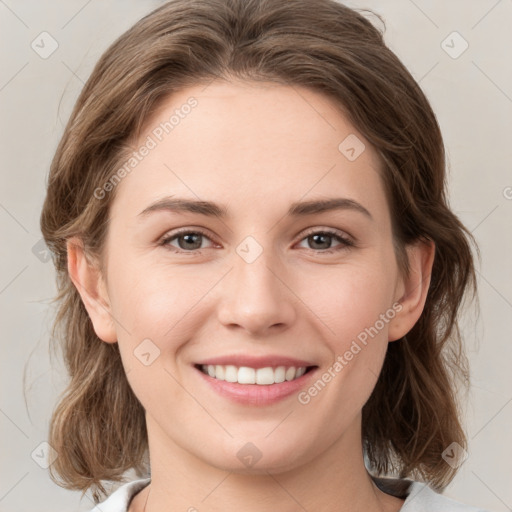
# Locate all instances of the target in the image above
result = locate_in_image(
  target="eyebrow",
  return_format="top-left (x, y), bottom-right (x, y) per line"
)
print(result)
top-left (138, 196), bottom-right (373, 221)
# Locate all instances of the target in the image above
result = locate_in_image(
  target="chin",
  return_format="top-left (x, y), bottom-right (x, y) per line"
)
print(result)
top-left (196, 435), bottom-right (316, 475)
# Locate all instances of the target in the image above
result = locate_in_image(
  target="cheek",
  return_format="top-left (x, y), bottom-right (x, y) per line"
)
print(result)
top-left (303, 263), bottom-right (396, 406)
top-left (310, 258), bottom-right (397, 405)
top-left (307, 259), bottom-right (397, 346)
top-left (107, 247), bottom-right (189, 326)
top-left (107, 267), bottom-right (199, 406)
top-left (107, 257), bottom-right (227, 365)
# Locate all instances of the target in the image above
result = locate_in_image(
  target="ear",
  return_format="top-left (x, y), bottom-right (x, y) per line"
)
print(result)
top-left (388, 239), bottom-right (435, 342)
top-left (67, 237), bottom-right (117, 343)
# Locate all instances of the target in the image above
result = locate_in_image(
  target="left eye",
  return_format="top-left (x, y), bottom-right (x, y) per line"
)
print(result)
top-left (160, 229), bottom-right (353, 253)
top-left (296, 230), bottom-right (354, 252)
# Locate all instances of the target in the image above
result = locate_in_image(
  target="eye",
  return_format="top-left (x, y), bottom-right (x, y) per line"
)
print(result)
top-left (296, 228), bottom-right (354, 254)
top-left (159, 228), bottom-right (216, 253)
top-left (159, 227), bottom-right (354, 254)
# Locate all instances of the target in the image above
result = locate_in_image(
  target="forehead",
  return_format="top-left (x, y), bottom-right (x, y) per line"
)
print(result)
top-left (111, 80), bottom-right (388, 221)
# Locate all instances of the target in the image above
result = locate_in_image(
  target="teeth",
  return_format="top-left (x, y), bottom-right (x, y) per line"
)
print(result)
top-left (215, 365), bottom-right (225, 380)
top-left (256, 367), bottom-right (274, 385)
top-left (238, 366), bottom-right (255, 384)
top-left (274, 366), bottom-right (286, 383)
top-left (285, 367), bottom-right (296, 381)
top-left (225, 365), bottom-right (238, 382)
top-left (200, 364), bottom-right (308, 385)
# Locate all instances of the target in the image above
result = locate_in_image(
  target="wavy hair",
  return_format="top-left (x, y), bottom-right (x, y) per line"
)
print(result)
top-left (40, 0), bottom-right (479, 502)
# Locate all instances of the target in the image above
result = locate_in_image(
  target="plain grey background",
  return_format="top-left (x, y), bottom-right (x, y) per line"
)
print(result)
top-left (1, 1), bottom-right (511, 510)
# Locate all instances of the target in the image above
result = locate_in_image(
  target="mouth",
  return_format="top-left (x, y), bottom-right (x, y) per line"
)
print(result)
top-left (193, 354), bottom-right (319, 405)
top-left (195, 364), bottom-right (316, 385)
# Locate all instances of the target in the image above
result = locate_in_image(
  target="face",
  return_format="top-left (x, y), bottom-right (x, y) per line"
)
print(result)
top-left (80, 80), bottom-right (421, 474)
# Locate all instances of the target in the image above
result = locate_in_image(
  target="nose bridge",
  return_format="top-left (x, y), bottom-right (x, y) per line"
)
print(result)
top-left (216, 235), bottom-right (296, 334)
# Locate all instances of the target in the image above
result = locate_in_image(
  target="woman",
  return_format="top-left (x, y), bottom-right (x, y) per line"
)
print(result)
top-left (40, 0), bottom-right (486, 510)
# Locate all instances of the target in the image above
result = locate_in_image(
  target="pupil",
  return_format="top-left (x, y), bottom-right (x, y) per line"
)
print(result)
top-left (311, 234), bottom-right (331, 250)
top-left (177, 233), bottom-right (332, 251)
top-left (180, 233), bottom-right (201, 250)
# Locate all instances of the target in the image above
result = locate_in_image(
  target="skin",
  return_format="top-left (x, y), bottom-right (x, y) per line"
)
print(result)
top-left (68, 79), bottom-right (434, 512)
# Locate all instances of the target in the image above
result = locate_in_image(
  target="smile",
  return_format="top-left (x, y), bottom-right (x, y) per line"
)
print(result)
top-left (198, 364), bottom-right (311, 385)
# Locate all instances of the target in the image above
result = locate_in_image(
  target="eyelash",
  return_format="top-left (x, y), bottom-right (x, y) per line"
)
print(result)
top-left (159, 227), bottom-right (355, 255)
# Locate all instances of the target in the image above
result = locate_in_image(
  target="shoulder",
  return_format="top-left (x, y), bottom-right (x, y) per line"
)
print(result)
top-left (402, 480), bottom-right (490, 511)
top-left (87, 478), bottom-right (151, 512)
top-left (372, 476), bottom-right (490, 512)
top-left (88, 476), bottom-right (491, 512)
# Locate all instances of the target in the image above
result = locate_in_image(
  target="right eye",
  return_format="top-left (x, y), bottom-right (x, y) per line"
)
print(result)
top-left (159, 228), bottom-right (217, 253)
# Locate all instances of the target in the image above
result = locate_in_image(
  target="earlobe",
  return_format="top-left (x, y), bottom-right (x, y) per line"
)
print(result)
top-left (67, 237), bottom-right (117, 343)
top-left (388, 239), bottom-right (435, 342)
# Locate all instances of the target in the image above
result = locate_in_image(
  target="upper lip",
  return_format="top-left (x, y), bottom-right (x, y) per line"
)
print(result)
top-left (195, 355), bottom-right (316, 369)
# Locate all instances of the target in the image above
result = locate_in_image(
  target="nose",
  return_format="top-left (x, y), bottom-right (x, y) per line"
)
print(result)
top-left (216, 247), bottom-right (297, 336)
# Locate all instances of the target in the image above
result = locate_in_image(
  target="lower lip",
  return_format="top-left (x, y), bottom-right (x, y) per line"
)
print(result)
top-left (195, 366), bottom-right (317, 406)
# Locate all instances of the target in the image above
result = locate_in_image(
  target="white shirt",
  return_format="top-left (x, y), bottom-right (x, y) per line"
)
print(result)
top-left (87, 476), bottom-right (490, 511)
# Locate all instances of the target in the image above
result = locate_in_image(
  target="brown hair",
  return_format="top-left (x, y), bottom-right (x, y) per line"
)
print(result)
top-left (40, 0), bottom-right (479, 502)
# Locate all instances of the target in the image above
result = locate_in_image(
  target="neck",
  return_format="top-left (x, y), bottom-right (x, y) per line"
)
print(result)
top-left (132, 415), bottom-right (403, 512)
